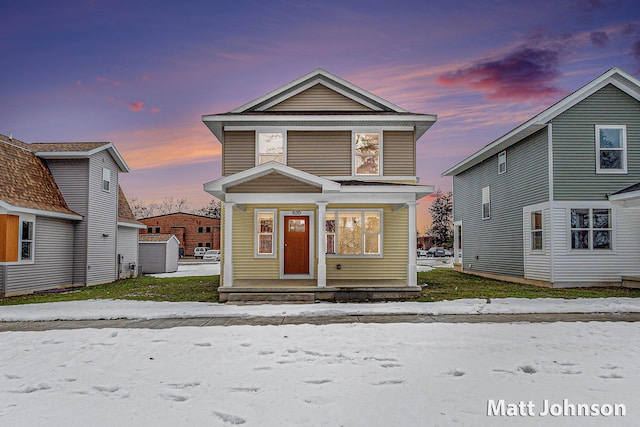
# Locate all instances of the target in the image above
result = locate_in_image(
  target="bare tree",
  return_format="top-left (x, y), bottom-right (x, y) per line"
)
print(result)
top-left (194, 199), bottom-right (221, 219)
top-left (130, 197), bottom-right (159, 219)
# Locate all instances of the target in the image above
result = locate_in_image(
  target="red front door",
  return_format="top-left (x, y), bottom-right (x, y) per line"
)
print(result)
top-left (284, 216), bottom-right (309, 275)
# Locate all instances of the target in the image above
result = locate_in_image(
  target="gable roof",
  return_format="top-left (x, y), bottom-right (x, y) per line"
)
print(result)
top-left (117, 186), bottom-right (146, 228)
top-left (232, 68), bottom-right (406, 113)
top-left (443, 67), bottom-right (640, 176)
top-left (204, 162), bottom-right (341, 200)
top-left (202, 68), bottom-right (437, 142)
top-left (139, 233), bottom-right (179, 243)
top-left (31, 141), bottom-right (130, 172)
top-left (0, 134), bottom-right (81, 219)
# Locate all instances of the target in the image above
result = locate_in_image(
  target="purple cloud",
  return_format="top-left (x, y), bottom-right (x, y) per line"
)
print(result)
top-left (632, 40), bottom-right (640, 62)
top-left (590, 31), bottom-right (609, 47)
top-left (437, 47), bottom-right (563, 101)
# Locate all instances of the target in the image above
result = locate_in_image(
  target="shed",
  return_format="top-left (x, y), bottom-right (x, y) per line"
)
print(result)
top-left (138, 234), bottom-right (180, 274)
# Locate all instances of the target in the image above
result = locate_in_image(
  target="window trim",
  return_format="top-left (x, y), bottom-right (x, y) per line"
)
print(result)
top-left (482, 186), bottom-right (491, 220)
top-left (255, 209), bottom-right (277, 258)
top-left (595, 125), bottom-right (627, 174)
top-left (568, 207), bottom-right (614, 251)
top-left (352, 131), bottom-right (383, 177)
top-left (19, 214), bottom-right (35, 264)
top-left (498, 150), bottom-right (507, 174)
top-left (325, 209), bottom-right (383, 258)
top-left (256, 130), bottom-right (286, 166)
top-left (530, 210), bottom-right (543, 251)
top-left (102, 168), bottom-right (111, 192)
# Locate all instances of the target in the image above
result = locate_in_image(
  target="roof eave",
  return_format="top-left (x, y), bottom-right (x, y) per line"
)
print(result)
top-left (35, 143), bottom-right (130, 172)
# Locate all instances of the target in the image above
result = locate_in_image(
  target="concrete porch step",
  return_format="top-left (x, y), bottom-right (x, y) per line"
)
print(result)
top-left (227, 292), bottom-right (316, 303)
top-left (622, 276), bottom-right (640, 289)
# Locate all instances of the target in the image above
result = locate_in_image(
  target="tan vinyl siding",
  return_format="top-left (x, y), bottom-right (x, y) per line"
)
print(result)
top-left (383, 131), bottom-right (415, 176)
top-left (326, 205), bottom-right (408, 280)
top-left (287, 131), bottom-right (351, 176)
top-left (552, 84), bottom-right (640, 200)
top-left (232, 204), bottom-right (317, 280)
top-left (266, 84), bottom-right (373, 111)
top-left (226, 172), bottom-right (321, 193)
top-left (223, 131), bottom-right (255, 176)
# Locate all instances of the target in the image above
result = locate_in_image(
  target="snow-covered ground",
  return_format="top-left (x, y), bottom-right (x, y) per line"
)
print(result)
top-left (149, 262), bottom-right (220, 278)
top-left (148, 257), bottom-right (450, 277)
top-left (0, 321), bottom-right (637, 426)
top-left (1, 297), bottom-right (640, 322)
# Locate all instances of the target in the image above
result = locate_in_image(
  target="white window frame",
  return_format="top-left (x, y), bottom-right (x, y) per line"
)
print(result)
top-left (482, 186), bottom-right (491, 220)
top-left (102, 168), bottom-right (111, 192)
top-left (353, 131), bottom-right (383, 176)
top-left (256, 131), bottom-right (286, 166)
top-left (19, 214), bottom-right (35, 264)
top-left (498, 150), bottom-right (507, 174)
top-left (595, 125), bottom-right (627, 174)
top-left (531, 210), bottom-right (543, 251)
top-left (325, 209), bottom-right (383, 258)
top-left (255, 209), bottom-right (277, 258)
top-left (568, 208), bottom-right (613, 251)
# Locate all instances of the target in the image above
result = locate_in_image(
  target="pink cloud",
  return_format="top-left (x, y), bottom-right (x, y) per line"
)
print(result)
top-left (437, 48), bottom-right (564, 101)
top-left (150, 107), bottom-right (160, 113)
top-left (142, 73), bottom-right (150, 81)
top-left (128, 101), bottom-right (144, 111)
top-left (96, 76), bottom-right (125, 87)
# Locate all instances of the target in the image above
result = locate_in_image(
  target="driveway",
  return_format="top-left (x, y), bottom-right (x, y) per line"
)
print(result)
top-left (148, 262), bottom-right (220, 278)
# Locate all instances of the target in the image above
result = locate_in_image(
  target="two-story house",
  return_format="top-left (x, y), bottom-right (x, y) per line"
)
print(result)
top-left (444, 68), bottom-right (640, 287)
top-left (0, 134), bottom-right (145, 297)
top-left (202, 69), bottom-right (436, 302)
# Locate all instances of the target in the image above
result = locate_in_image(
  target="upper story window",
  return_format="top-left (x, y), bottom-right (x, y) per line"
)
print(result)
top-left (354, 133), bottom-right (381, 175)
top-left (570, 208), bottom-right (612, 250)
top-left (147, 227), bottom-right (153, 234)
top-left (595, 125), bottom-right (626, 174)
top-left (257, 132), bottom-right (285, 165)
top-left (498, 150), bottom-right (507, 174)
top-left (482, 186), bottom-right (491, 220)
top-left (198, 226), bottom-right (203, 233)
top-left (102, 168), bottom-right (111, 192)
top-left (206, 226), bottom-right (212, 233)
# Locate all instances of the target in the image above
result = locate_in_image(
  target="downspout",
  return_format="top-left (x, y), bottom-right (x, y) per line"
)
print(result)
top-left (547, 123), bottom-right (555, 285)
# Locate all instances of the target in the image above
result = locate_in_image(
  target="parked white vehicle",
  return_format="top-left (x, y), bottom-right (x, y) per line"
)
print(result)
top-left (203, 250), bottom-right (221, 262)
top-left (193, 247), bottom-right (207, 259)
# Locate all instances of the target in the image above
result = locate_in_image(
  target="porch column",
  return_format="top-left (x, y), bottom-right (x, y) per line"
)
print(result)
top-left (316, 202), bottom-right (328, 288)
top-left (407, 201), bottom-right (418, 287)
top-left (223, 202), bottom-right (234, 287)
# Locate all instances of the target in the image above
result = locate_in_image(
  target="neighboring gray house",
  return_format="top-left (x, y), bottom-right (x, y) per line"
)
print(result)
top-left (138, 234), bottom-right (180, 274)
top-left (444, 68), bottom-right (640, 287)
top-left (0, 134), bottom-right (145, 297)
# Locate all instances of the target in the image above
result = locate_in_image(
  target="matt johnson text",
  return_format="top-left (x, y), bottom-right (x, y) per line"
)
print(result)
top-left (487, 399), bottom-right (626, 417)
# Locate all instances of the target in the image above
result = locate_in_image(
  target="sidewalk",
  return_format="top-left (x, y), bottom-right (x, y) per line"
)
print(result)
top-left (2, 311), bottom-right (640, 332)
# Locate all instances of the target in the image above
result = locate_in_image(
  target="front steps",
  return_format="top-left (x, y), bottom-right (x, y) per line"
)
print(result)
top-left (219, 286), bottom-right (421, 303)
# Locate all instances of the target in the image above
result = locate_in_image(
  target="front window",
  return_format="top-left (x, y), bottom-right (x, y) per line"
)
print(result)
top-left (354, 133), bottom-right (380, 175)
top-left (258, 132), bottom-right (285, 165)
top-left (256, 210), bottom-right (276, 256)
top-left (498, 151), bottom-right (507, 174)
top-left (325, 210), bottom-right (381, 256)
top-left (570, 208), bottom-right (612, 250)
top-left (595, 125), bottom-right (626, 173)
top-left (531, 211), bottom-right (542, 250)
top-left (21, 220), bottom-right (34, 261)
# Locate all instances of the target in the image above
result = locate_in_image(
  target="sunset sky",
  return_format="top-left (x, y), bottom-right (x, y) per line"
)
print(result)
top-left (2, 0), bottom-right (640, 232)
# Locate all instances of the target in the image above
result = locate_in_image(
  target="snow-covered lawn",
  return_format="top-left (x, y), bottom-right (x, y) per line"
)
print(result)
top-left (148, 262), bottom-right (220, 278)
top-left (2, 298), bottom-right (640, 322)
top-left (1, 321), bottom-right (637, 426)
